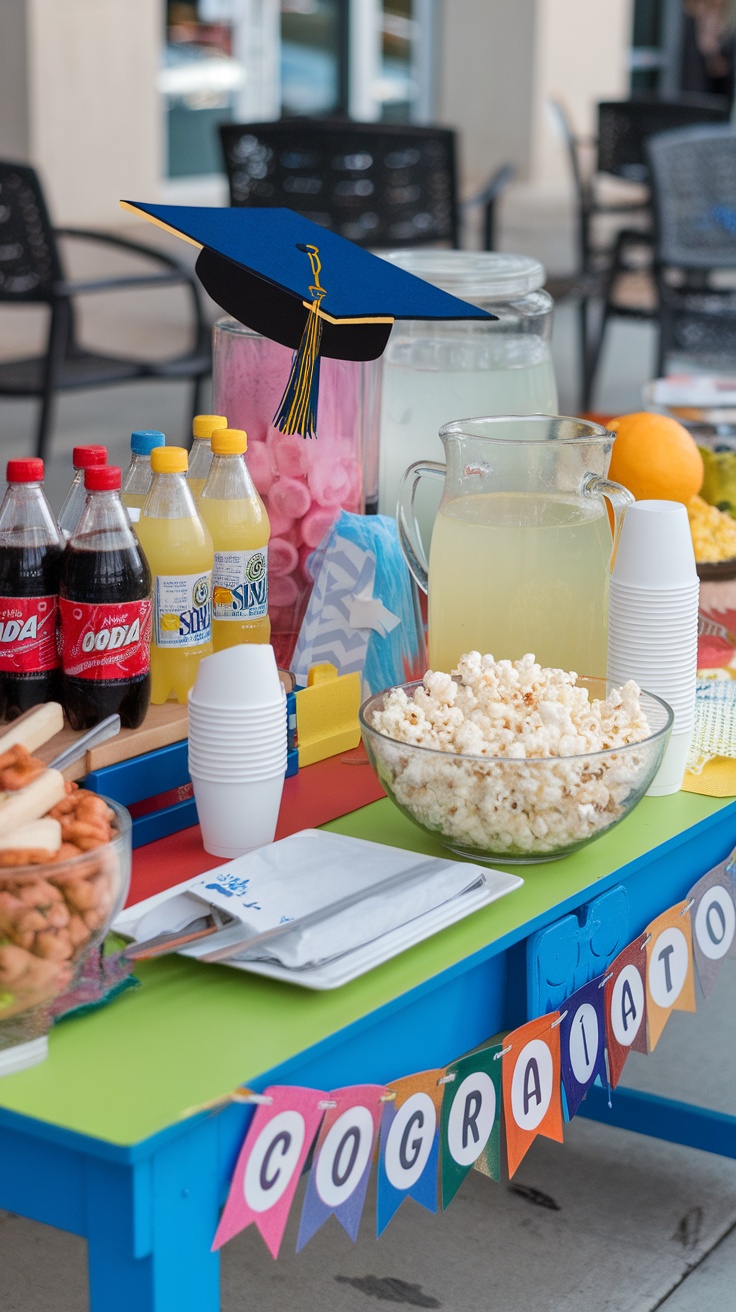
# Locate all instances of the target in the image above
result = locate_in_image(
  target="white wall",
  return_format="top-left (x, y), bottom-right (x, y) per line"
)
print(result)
top-left (0, 0), bottom-right (31, 159)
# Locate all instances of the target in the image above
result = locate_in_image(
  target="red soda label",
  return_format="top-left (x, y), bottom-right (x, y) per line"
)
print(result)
top-left (59, 598), bottom-right (152, 681)
top-left (0, 596), bottom-right (59, 673)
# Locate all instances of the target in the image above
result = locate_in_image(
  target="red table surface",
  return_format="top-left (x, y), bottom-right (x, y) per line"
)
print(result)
top-left (127, 746), bottom-right (385, 905)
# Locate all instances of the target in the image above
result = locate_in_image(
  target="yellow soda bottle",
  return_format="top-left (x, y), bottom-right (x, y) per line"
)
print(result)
top-left (135, 446), bottom-right (214, 703)
top-left (198, 428), bottom-right (271, 649)
top-left (187, 414), bottom-right (228, 500)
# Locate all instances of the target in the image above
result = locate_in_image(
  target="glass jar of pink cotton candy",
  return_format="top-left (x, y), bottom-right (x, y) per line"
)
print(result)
top-left (213, 318), bottom-right (382, 668)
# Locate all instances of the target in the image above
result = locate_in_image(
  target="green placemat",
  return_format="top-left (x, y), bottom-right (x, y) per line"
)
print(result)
top-left (0, 792), bottom-right (730, 1147)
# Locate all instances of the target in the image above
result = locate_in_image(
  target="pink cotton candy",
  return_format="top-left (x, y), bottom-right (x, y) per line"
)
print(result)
top-left (269, 574), bottom-right (299, 608)
top-left (299, 543), bottom-right (315, 581)
top-left (264, 502), bottom-right (295, 537)
top-left (270, 432), bottom-right (310, 479)
top-left (244, 441), bottom-right (275, 496)
top-left (269, 477), bottom-right (312, 521)
top-left (269, 537), bottom-right (299, 576)
top-left (308, 459), bottom-right (357, 507)
top-left (301, 506), bottom-right (338, 549)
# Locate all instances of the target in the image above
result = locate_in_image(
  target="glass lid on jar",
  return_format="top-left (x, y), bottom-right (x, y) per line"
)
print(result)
top-left (378, 250), bottom-right (547, 306)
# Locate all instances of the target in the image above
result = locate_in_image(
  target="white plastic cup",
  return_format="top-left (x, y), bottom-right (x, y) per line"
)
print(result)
top-left (191, 644), bottom-right (282, 709)
top-left (646, 728), bottom-right (692, 797)
top-left (613, 500), bottom-right (698, 590)
top-left (191, 771), bottom-right (286, 857)
top-left (188, 758), bottom-right (287, 781)
top-left (188, 692), bottom-right (285, 717)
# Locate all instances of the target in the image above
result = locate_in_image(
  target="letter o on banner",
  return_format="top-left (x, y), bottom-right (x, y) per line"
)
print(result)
top-left (385, 1092), bottom-right (436, 1191)
top-left (649, 927), bottom-right (689, 1008)
top-left (243, 1110), bottom-right (306, 1213)
top-left (447, 1072), bottom-right (496, 1168)
top-left (611, 964), bottom-right (645, 1048)
top-left (510, 1038), bottom-right (553, 1132)
top-left (695, 886), bottom-right (735, 961)
top-left (314, 1106), bottom-right (375, 1209)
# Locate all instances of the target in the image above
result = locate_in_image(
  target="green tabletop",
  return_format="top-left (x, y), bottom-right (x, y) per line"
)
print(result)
top-left (0, 792), bottom-right (730, 1148)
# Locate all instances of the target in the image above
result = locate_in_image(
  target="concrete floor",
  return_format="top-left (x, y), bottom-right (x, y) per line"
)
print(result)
top-left (0, 192), bottom-right (734, 1310)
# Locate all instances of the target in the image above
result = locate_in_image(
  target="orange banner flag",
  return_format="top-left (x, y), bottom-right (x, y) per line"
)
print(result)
top-left (645, 899), bottom-right (697, 1051)
top-left (501, 1013), bottom-right (564, 1178)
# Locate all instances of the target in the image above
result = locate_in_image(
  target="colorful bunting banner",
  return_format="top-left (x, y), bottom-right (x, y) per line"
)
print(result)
top-left (210, 850), bottom-right (735, 1256)
top-left (558, 976), bottom-right (609, 1118)
top-left (440, 1042), bottom-right (503, 1206)
top-left (502, 1014), bottom-right (564, 1178)
top-left (296, 1084), bottom-right (385, 1251)
top-left (688, 861), bottom-right (736, 999)
top-left (603, 931), bottom-right (649, 1088)
top-left (376, 1069), bottom-right (445, 1235)
top-left (212, 1085), bottom-right (327, 1257)
top-left (645, 900), bottom-right (697, 1051)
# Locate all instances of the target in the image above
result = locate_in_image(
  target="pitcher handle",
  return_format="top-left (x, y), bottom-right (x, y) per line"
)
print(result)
top-left (582, 473), bottom-right (634, 568)
top-left (397, 460), bottom-right (446, 594)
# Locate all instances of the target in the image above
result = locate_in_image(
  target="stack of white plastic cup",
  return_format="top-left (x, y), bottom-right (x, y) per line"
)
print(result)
top-left (188, 645), bottom-right (287, 857)
top-left (607, 500), bottom-right (699, 797)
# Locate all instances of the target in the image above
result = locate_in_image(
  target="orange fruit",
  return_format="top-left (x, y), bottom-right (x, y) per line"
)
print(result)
top-left (608, 411), bottom-right (704, 504)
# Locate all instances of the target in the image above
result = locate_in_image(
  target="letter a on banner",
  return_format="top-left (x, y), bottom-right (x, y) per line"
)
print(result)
top-left (603, 931), bottom-right (649, 1088)
top-left (502, 1014), bottom-right (564, 1178)
top-left (376, 1069), bottom-right (444, 1236)
top-left (645, 901), bottom-right (697, 1051)
top-left (212, 1086), bottom-right (327, 1257)
top-left (688, 861), bottom-right (736, 1000)
top-left (440, 1042), bottom-right (503, 1207)
top-left (558, 977), bottom-right (608, 1119)
top-left (296, 1085), bottom-right (385, 1251)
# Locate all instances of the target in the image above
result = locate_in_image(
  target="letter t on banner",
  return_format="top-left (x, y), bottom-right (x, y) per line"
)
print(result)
top-left (502, 1014), bottom-right (564, 1178)
top-left (296, 1085), bottom-right (385, 1251)
top-left (645, 901), bottom-right (697, 1051)
top-left (376, 1070), bottom-right (445, 1236)
top-left (212, 1086), bottom-right (327, 1257)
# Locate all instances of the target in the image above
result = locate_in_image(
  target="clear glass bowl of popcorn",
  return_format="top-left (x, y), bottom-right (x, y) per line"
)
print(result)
top-left (0, 797), bottom-right (131, 1067)
top-left (360, 670), bottom-right (673, 864)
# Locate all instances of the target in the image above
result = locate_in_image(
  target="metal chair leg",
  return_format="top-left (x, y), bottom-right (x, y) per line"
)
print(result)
top-left (36, 301), bottom-right (68, 462)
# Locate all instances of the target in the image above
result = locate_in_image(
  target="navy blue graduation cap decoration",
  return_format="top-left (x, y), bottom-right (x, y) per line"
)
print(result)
top-left (121, 202), bottom-right (495, 438)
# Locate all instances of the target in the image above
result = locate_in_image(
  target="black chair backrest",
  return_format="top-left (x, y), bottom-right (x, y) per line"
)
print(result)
top-left (219, 118), bottom-right (459, 248)
top-left (597, 97), bottom-right (730, 183)
top-left (647, 124), bottom-right (736, 269)
top-left (0, 161), bottom-right (63, 302)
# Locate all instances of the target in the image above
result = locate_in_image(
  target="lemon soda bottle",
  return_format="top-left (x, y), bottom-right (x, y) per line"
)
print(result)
top-left (199, 428), bottom-right (271, 650)
top-left (136, 446), bottom-right (214, 702)
top-left (187, 414), bottom-right (228, 500)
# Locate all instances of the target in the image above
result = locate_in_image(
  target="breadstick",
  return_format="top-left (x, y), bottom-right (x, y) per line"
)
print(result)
top-left (0, 818), bottom-right (62, 853)
top-left (0, 704), bottom-right (64, 755)
top-left (0, 770), bottom-right (66, 839)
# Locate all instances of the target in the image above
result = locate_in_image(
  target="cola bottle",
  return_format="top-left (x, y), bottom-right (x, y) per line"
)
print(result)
top-left (59, 465), bottom-right (152, 729)
top-left (0, 458), bottom-right (64, 721)
top-left (58, 445), bottom-right (108, 538)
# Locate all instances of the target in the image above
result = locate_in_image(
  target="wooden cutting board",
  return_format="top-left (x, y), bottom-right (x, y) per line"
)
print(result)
top-left (35, 703), bottom-right (189, 781)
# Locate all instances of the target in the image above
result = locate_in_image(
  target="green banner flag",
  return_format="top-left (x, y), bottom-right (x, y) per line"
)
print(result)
top-left (440, 1041), bottom-right (503, 1208)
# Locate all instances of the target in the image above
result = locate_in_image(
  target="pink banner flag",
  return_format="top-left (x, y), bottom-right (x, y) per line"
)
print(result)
top-left (212, 1085), bottom-right (327, 1257)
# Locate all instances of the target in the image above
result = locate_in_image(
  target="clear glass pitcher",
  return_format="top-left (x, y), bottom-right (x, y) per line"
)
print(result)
top-left (397, 415), bottom-right (633, 677)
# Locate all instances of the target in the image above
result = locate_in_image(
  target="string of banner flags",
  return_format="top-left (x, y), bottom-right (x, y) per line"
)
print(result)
top-left (209, 854), bottom-right (736, 1258)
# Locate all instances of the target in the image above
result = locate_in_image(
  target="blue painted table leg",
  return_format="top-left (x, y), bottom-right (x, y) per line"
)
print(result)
top-left (579, 1085), bottom-right (736, 1158)
top-left (86, 1121), bottom-right (221, 1312)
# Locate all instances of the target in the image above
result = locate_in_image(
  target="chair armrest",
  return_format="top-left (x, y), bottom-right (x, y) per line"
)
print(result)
top-left (54, 227), bottom-right (199, 284)
top-left (462, 163), bottom-right (516, 211)
top-left (52, 272), bottom-right (183, 298)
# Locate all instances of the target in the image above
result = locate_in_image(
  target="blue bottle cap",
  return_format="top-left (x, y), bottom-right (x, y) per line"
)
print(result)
top-left (131, 429), bottom-right (165, 455)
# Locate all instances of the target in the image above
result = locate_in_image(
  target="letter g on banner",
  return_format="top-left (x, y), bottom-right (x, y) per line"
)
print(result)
top-left (376, 1069), bottom-right (445, 1236)
top-left (386, 1092), bottom-right (436, 1189)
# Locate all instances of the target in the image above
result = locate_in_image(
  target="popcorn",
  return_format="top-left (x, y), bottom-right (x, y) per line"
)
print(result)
top-left (368, 653), bottom-right (653, 857)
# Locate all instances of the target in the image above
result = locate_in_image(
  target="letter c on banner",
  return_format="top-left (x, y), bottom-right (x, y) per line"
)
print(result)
top-left (611, 964), bottom-right (644, 1047)
top-left (243, 1110), bottom-right (306, 1213)
top-left (510, 1038), bottom-right (553, 1132)
top-left (447, 1072), bottom-right (496, 1168)
top-left (695, 886), bottom-right (735, 961)
top-left (385, 1092), bottom-right (436, 1190)
top-left (314, 1106), bottom-right (374, 1209)
top-left (649, 927), bottom-right (689, 1008)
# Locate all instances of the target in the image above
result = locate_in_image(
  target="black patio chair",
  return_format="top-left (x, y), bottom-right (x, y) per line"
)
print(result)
top-left (0, 161), bottom-right (212, 461)
top-left (646, 124), bottom-right (736, 376)
top-left (218, 118), bottom-right (513, 251)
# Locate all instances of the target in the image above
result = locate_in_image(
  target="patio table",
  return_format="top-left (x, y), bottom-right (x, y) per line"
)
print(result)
top-left (0, 791), bottom-right (734, 1311)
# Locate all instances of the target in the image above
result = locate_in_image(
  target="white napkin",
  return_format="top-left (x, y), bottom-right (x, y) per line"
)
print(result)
top-left (117, 830), bottom-right (487, 970)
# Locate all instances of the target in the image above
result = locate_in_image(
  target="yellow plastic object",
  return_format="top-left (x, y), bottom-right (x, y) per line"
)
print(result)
top-left (192, 414), bottom-right (227, 439)
top-left (295, 663), bottom-right (362, 766)
top-left (150, 446), bottom-right (188, 474)
top-left (211, 428), bottom-right (247, 455)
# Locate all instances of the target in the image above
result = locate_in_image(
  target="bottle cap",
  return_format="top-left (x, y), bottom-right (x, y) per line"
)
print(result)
top-left (73, 445), bottom-right (107, 469)
top-left (6, 458), bottom-right (44, 483)
top-left (151, 446), bottom-right (188, 474)
top-left (85, 465), bottom-right (122, 491)
top-left (211, 428), bottom-right (248, 455)
top-left (192, 414), bottom-right (228, 440)
top-left (131, 429), bottom-right (165, 456)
